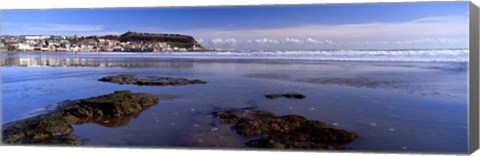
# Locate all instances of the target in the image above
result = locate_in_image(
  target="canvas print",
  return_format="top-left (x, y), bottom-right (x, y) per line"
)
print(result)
top-left (0, 2), bottom-right (470, 154)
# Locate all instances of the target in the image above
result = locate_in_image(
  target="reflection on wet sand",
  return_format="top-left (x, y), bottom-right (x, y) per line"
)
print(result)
top-left (297, 77), bottom-right (402, 89)
top-left (296, 77), bottom-right (452, 97)
top-left (1, 52), bottom-right (468, 152)
top-left (245, 73), bottom-right (292, 80)
top-left (0, 55), bottom-right (194, 68)
top-left (246, 72), bottom-right (453, 97)
top-left (76, 112), bottom-right (142, 128)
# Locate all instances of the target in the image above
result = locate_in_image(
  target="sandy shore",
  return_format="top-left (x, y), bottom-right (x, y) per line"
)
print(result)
top-left (1, 52), bottom-right (468, 153)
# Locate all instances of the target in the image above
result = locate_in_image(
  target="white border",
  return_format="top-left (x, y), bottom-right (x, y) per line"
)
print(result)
top-left (0, 0), bottom-right (478, 156)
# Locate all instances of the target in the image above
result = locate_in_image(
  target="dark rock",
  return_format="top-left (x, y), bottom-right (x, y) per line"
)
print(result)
top-left (2, 112), bottom-right (76, 145)
top-left (265, 93), bottom-right (306, 99)
top-left (68, 90), bottom-right (159, 117)
top-left (98, 75), bottom-right (207, 86)
top-left (22, 133), bottom-right (83, 145)
top-left (212, 107), bottom-right (358, 149)
top-left (2, 90), bottom-right (159, 145)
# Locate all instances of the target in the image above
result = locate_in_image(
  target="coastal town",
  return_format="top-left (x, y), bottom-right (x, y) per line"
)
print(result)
top-left (0, 31), bottom-right (206, 52)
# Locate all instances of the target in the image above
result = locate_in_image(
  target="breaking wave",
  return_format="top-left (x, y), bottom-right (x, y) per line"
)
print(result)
top-left (9, 49), bottom-right (469, 62)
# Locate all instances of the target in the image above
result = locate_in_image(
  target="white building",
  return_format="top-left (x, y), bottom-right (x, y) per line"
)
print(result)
top-left (24, 35), bottom-right (51, 40)
top-left (14, 43), bottom-right (33, 51)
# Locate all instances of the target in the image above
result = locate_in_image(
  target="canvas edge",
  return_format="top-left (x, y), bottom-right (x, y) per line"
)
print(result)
top-left (469, 1), bottom-right (480, 154)
top-left (0, 1), bottom-right (475, 155)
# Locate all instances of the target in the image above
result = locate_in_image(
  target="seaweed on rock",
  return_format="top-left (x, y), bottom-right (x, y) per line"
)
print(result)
top-left (2, 90), bottom-right (159, 145)
top-left (98, 75), bottom-right (207, 86)
top-left (212, 107), bottom-right (358, 149)
top-left (265, 93), bottom-right (306, 99)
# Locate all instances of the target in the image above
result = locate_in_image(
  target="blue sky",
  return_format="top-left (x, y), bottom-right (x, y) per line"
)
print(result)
top-left (1, 2), bottom-right (469, 50)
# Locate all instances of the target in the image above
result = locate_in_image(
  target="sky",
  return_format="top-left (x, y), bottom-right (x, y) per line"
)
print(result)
top-left (1, 2), bottom-right (469, 50)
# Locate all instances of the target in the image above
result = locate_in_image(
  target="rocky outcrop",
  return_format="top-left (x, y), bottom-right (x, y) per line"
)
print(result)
top-left (212, 107), bottom-right (358, 149)
top-left (2, 90), bottom-right (159, 145)
top-left (60, 90), bottom-right (159, 117)
top-left (98, 75), bottom-right (207, 86)
top-left (265, 93), bottom-right (306, 99)
top-left (106, 31), bottom-right (204, 50)
top-left (76, 31), bottom-right (206, 52)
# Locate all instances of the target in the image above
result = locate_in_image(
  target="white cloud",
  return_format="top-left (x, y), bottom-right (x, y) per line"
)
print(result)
top-left (397, 38), bottom-right (461, 44)
top-left (225, 38), bottom-right (237, 44)
top-left (324, 40), bottom-right (334, 44)
top-left (348, 38), bottom-right (464, 45)
top-left (284, 38), bottom-right (302, 43)
top-left (408, 15), bottom-right (467, 23)
top-left (211, 38), bottom-right (225, 44)
top-left (4, 15), bottom-right (467, 50)
top-left (305, 38), bottom-right (319, 43)
top-left (252, 38), bottom-right (280, 44)
top-left (184, 15), bottom-right (467, 50)
top-left (210, 38), bottom-right (237, 44)
top-left (201, 37), bottom-right (466, 50)
top-left (184, 15), bottom-right (468, 43)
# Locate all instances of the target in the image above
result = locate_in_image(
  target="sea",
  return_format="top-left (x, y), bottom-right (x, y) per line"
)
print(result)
top-left (0, 49), bottom-right (469, 153)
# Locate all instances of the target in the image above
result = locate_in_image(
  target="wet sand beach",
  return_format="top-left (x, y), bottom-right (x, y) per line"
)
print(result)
top-left (1, 52), bottom-right (468, 153)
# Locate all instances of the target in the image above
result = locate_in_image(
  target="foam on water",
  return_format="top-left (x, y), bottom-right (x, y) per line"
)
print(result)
top-left (7, 49), bottom-right (469, 62)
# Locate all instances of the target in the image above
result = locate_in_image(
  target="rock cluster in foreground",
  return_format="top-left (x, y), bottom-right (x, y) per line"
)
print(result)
top-left (212, 107), bottom-right (357, 149)
top-left (265, 93), bottom-right (306, 99)
top-left (98, 75), bottom-right (207, 86)
top-left (2, 90), bottom-right (159, 145)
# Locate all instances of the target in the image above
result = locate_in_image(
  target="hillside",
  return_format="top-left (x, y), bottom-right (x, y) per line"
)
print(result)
top-left (98, 32), bottom-right (204, 50)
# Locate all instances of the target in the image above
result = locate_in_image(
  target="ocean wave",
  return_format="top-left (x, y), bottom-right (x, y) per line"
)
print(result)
top-left (10, 49), bottom-right (469, 62)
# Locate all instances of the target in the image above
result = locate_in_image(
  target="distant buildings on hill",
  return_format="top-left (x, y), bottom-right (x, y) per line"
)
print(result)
top-left (0, 32), bottom-right (207, 52)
